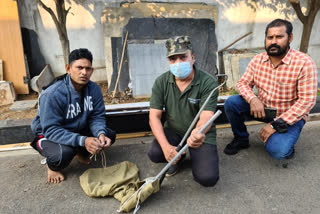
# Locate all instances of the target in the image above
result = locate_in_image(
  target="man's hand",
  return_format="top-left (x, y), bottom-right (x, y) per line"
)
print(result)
top-left (187, 128), bottom-right (205, 148)
top-left (250, 97), bottom-right (265, 119)
top-left (163, 144), bottom-right (183, 164)
top-left (259, 123), bottom-right (276, 143)
top-left (84, 137), bottom-right (103, 154)
top-left (99, 134), bottom-right (112, 150)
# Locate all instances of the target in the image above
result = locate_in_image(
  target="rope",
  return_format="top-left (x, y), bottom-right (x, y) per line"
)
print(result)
top-left (101, 151), bottom-right (107, 168)
top-left (117, 177), bottom-right (156, 213)
top-left (89, 150), bottom-right (107, 168)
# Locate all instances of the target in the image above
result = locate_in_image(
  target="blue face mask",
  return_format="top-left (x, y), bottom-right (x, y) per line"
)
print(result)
top-left (169, 61), bottom-right (192, 79)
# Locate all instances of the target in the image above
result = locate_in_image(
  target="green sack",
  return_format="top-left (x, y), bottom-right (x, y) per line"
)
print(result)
top-left (80, 161), bottom-right (160, 213)
top-left (117, 178), bottom-right (160, 213)
top-left (80, 161), bottom-right (139, 197)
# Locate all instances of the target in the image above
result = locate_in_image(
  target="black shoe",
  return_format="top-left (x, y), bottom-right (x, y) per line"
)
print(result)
top-left (285, 149), bottom-right (295, 159)
top-left (224, 138), bottom-right (250, 155)
top-left (159, 172), bottom-right (166, 185)
top-left (165, 154), bottom-right (186, 177)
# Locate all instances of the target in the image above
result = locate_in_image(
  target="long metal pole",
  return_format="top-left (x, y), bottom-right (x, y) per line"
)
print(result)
top-left (154, 110), bottom-right (222, 181)
top-left (175, 74), bottom-right (227, 151)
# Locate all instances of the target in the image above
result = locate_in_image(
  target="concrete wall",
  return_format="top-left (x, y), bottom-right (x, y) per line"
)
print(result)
top-left (17, 0), bottom-right (320, 84)
top-left (17, 0), bottom-right (107, 81)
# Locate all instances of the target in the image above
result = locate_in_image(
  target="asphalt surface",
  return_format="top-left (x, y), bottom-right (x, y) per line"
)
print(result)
top-left (1, 121), bottom-right (320, 214)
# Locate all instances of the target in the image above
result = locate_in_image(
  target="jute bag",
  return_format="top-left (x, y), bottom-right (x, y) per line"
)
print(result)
top-left (80, 161), bottom-right (159, 213)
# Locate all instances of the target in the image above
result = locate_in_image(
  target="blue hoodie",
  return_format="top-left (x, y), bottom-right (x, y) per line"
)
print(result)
top-left (31, 74), bottom-right (108, 147)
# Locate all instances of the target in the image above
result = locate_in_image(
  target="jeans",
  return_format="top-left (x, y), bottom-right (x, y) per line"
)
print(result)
top-left (224, 95), bottom-right (305, 160)
top-left (147, 128), bottom-right (219, 187)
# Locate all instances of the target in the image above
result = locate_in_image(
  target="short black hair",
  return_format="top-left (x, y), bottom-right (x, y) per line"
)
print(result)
top-left (68, 48), bottom-right (93, 65)
top-left (265, 19), bottom-right (293, 37)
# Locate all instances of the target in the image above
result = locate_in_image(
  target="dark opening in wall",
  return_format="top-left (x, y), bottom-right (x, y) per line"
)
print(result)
top-left (110, 18), bottom-right (218, 95)
top-left (21, 28), bottom-right (46, 79)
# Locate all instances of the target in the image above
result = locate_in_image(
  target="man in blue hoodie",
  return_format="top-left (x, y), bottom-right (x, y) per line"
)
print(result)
top-left (31, 48), bottom-right (116, 184)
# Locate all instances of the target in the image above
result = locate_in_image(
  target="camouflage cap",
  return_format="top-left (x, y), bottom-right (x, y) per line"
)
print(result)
top-left (165, 36), bottom-right (192, 57)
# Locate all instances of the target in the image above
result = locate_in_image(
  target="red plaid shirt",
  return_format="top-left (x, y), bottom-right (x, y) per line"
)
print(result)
top-left (237, 48), bottom-right (318, 125)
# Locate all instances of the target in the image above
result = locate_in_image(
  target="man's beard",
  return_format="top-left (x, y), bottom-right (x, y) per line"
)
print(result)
top-left (265, 41), bottom-right (290, 56)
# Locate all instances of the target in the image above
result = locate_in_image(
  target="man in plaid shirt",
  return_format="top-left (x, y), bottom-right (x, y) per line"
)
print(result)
top-left (223, 19), bottom-right (318, 159)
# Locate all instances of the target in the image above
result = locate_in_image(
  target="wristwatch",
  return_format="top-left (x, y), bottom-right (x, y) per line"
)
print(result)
top-left (270, 118), bottom-right (288, 133)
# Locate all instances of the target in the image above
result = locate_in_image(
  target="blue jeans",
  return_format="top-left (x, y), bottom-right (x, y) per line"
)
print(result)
top-left (224, 95), bottom-right (305, 160)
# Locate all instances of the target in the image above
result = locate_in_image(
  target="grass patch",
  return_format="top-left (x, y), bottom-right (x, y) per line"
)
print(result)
top-left (219, 88), bottom-right (238, 96)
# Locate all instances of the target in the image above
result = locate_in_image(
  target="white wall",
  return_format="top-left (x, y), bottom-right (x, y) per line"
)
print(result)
top-left (18, 0), bottom-right (107, 80)
top-left (18, 0), bottom-right (320, 81)
top-left (211, 0), bottom-right (320, 66)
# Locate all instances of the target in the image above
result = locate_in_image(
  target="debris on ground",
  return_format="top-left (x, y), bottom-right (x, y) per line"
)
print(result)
top-left (0, 81), bottom-right (148, 120)
top-left (0, 80), bottom-right (242, 120)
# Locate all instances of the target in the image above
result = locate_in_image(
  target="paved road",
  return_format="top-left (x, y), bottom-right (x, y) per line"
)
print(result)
top-left (1, 121), bottom-right (320, 214)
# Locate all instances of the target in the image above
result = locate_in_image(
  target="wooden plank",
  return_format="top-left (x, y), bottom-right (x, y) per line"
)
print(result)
top-left (0, 59), bottom-right (3, 81)
top-left (0, 142), bottom-right (31, 151)
top-left (0, 0), bottom-right (29, 94)
top-left (0, 81), bottom-right (16, 106)
top-left (116, 131), bottom-right (153, 139)
top-left (216, 120), bottom-right (264, 129)
top-left (2, 113), bottom-right (320, 151)
top-left (1, 112), bottom-right (320, 151)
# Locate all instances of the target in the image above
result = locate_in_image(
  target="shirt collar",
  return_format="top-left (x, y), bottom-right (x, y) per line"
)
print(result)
top-left (168, 71), bottom-right (175, 83)
top-left (282, 48), bottom-right (293, 65)
top-left (262, 48), bottom-right (293, 65)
